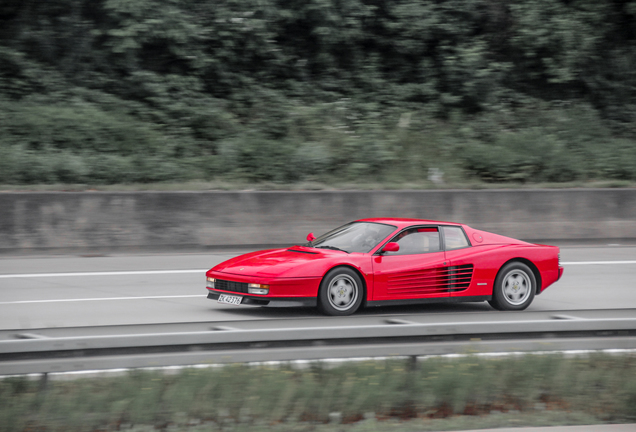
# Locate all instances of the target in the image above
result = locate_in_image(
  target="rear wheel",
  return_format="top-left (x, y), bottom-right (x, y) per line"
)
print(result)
top-left (489, 262), bottom-right (536, 311)
top-left (318, 267), bottom-right (364, 316)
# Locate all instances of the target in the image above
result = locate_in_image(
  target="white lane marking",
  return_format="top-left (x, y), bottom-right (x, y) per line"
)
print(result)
top-left (561, 261), bottom-right (636, 265)
top-left (0, 295), bottom-right (206, 305)
top-left (0, 269), bottom-right (206, 279)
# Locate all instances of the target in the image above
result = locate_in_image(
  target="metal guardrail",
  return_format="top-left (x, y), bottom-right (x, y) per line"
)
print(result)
top-left (2, 318), bottom-right (636, 354)
top-left (1, 317), bottom-right (636, 376)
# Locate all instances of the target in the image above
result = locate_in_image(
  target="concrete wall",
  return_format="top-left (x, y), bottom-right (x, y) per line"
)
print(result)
top-left (1, 189), bottom-right (635, 253)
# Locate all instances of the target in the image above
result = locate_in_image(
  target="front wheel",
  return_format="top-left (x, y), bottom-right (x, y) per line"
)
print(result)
top-left (318, 267), bottom-right (364, 316)
top-left (489, 262), bottom-right (536, 311)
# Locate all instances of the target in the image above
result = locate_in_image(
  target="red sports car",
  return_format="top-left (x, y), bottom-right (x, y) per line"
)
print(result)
top-left (206, 218), bottom-right (564, 315)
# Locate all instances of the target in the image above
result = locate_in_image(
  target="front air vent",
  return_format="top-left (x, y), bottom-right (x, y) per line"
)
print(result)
top-left (287, 249), bottom-right (318, 254)
top-left (215, 279), bottom-right (248, 294)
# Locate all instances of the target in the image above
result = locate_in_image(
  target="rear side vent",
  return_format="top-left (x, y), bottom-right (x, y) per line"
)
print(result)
top-left (444, 264), bottom-right (474, 292)
top-left (386, 264), bottom-right (474, 295)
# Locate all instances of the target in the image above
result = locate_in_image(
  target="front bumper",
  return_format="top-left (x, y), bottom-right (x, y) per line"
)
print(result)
top-left (207, 290), bottom-right (317, 308)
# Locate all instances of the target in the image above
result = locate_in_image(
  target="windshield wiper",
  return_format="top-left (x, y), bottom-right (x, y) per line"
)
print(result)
top-left (315, 245), bottom-right (349, 253)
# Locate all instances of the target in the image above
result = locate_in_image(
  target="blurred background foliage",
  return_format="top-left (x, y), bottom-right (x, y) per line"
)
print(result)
top-left (0, 0), bottom-right (635, 185)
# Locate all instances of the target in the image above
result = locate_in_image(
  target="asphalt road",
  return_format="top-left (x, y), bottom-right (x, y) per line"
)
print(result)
top-left (1, 245), bottom-right (635, 330)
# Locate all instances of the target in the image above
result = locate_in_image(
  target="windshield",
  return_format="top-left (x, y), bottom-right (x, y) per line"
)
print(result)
top-left (306, 222), bottom-right (397, 253)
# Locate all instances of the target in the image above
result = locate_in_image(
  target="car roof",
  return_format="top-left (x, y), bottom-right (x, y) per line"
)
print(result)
top-left (356, 218), bottom-right (463, 229)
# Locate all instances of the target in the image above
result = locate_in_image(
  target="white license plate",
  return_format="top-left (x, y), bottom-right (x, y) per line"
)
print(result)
top-left (218, 294), bottom-right (242, 305)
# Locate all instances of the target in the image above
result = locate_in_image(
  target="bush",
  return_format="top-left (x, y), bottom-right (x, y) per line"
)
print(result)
top-left (1, 0), bottom-right (636, 186)
top-left (0, 99), bottom-right (169, 155)
top-left (2, 353), bottom-right (636, 431)
top-left (218, 135), bottom-right (299, 182)
top-left (461, 106), bottom-right (636, 184)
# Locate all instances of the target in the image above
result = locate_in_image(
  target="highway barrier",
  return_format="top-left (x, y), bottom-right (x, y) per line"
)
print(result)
top-left (2, 315), bottom-right (636, 375)
top-left (2, 189), bottom-right (636, 253)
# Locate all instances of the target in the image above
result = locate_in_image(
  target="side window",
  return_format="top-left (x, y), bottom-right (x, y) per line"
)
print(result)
top-left (442, 226), bottom-right (470, 250)
top-left (386, 228), bottom-right (441, 255)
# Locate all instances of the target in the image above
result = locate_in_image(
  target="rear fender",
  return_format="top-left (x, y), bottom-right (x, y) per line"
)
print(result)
top-left (495, 258), bottom-right (542, 295)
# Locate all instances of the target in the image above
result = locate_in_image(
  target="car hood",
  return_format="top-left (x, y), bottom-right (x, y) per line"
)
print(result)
top-left (211, 246), bottom-right (333, 277)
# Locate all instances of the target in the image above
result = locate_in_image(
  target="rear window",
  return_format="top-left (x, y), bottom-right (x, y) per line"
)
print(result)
top-left (442, 226), bottom-right (470, 250)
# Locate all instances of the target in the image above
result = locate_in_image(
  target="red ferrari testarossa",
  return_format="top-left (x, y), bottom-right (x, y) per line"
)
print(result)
top-left (206, 218), bottom-right (563, 315)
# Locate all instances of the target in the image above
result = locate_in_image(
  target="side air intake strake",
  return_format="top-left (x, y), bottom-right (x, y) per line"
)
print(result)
top-left (387, 264), bottom-right (474, 295)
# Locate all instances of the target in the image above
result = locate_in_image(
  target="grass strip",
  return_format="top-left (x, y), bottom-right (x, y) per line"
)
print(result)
top-left (2, 353), bottom-right (636, 431)
top-left (2, 179), bottom-right (636, 192)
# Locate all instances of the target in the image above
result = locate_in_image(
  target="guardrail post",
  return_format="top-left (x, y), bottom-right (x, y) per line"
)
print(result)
top-left (39, 372), bottom-right (48, 392)
top-left (34, 372), bottom-right (48, 409)
top-left (403, 355), bottom-right (419, 417)
top-left (407, 355), bottom-right (418, 372)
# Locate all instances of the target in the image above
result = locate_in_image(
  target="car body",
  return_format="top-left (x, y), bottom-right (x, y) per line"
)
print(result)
top-left (206, 218), bottom-right (564, 315)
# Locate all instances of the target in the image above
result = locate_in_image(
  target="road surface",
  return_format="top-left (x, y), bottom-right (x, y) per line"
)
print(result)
top-left (0, 245), bottom-right (635, 330)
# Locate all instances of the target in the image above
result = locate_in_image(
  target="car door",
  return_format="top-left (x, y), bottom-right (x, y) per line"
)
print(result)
top-left (371, 227), bottom-right (450, 300)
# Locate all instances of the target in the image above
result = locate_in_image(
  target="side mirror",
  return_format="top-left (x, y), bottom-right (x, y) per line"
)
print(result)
top-left (306, 233), bottom-right (316, 242)
top-left (381, 242), bottom-right (400, 253)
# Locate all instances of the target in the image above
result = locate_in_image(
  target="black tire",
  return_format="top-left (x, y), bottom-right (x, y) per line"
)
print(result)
top-left (488, 261), bottom-right (536, 311)
top-left (318, 267), bottom-right (364, 316)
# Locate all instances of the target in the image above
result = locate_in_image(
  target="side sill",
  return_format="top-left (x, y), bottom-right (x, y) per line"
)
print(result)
top-left (207, 291), bottom-right (317, 308)
top-left (366, 295), bottom-right (492, 308)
